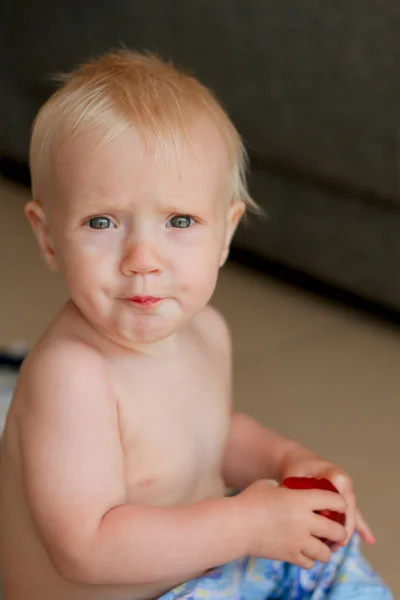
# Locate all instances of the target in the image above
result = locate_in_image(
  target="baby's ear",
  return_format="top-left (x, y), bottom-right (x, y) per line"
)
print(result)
top-left (25, 201), bottom-right (58, 271)
top-left (219, 201), bottom-right (245, 267)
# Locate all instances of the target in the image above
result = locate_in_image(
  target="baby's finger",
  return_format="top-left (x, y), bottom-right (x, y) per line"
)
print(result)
top-left (305, 489), bottom-right (347, 514)
top-left (297, 553), bottom-right (316, 571)
top-left (341, 489), bottom-right (356, 545)
top-left (302, 537), bottom-right (331, 564)
top-left (355, 509), bottom-right (376, 545)
top-left (321, 470), bottom-right (356, 545)
top-left (325, 470), bottom-right (352, 496)
top-left (312, 514), bottom-right (347, 545)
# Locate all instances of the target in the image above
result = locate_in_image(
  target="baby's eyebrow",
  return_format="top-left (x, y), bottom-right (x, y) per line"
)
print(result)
top-left (158, 204), bottom-right (196, 214)
top-left (70, 198), bottom-right (129, 215)
top-left (67, 191), bottom-right (214, 217)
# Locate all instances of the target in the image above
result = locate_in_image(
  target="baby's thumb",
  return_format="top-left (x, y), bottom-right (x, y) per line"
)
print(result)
top-left (265, 479), bottom-right (279, 487)
top-left (322, 469), bottom-right (349, 494)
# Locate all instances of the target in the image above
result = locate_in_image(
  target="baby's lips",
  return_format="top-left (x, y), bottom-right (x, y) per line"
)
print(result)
top-left (281, 476), bottom-right (346, 548)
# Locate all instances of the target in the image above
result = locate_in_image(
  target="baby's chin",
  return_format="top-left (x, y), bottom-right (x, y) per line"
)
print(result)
top-left (105, 314), bottom-right (185, 351)
top-left (79, 301), bottom-right (193, 350)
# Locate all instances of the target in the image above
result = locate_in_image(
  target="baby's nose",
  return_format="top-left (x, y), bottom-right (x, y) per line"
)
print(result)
top-left (120, 238), bottom-right (162, 276)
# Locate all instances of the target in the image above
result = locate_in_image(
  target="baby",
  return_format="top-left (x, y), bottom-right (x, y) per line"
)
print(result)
top-left (0, 51), bottom-right (391, 600)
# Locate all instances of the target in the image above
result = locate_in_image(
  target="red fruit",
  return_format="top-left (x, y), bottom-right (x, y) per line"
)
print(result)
top-left (281, 477), bottom-right (346, 547)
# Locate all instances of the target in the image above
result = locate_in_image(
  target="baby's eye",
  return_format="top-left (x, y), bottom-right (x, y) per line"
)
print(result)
top-left (87, 217), bottom-right (115, 229)
top-left (167, 215), bottom-right (195, 229)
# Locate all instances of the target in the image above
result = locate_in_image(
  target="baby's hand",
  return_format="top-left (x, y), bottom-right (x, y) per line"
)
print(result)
top-left (238, 479), bottom-right (347, 569)
top-left (280, 447), bottom-right (376, 546)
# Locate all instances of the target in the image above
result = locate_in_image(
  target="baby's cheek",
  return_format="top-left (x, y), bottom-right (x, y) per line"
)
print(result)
top-left (180, 263), bottom-right (219, 303)
top-left (62, 252), bottom-right (105, 300)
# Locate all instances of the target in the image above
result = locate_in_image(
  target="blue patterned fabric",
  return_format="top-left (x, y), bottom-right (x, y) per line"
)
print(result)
top-left (159, 534), bottom-right (392, 600)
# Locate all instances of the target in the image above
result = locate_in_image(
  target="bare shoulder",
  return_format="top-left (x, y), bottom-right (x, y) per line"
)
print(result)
top-left (190, 305), bottom-right (232, 359)
top-left (17, 319), bottom-right (110, 416)
top-left (23, 338), bottom-right (106, 386)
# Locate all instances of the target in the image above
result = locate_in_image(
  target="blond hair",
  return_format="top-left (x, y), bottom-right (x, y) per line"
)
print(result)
top-left (30, 50), bottom-right (258, 211)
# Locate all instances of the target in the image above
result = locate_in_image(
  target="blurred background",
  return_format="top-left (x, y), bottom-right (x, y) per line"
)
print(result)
top-left (0, 0), bottom-right (399, 594)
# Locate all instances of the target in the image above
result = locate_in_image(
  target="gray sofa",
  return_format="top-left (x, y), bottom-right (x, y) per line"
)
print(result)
top-left (2, 1), bottom-right (400, 310)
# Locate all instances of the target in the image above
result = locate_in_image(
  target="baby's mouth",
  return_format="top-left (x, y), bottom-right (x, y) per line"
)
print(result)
top-left (126, 296), bottom-right (161, 307)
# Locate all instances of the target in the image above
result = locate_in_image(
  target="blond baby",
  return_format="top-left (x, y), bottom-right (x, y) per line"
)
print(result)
top-left (0, 51), bottom-right (387, 600)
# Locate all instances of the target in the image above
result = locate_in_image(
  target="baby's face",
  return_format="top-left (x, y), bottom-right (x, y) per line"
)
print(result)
top-left (35, 120), bottom-right (243, 348)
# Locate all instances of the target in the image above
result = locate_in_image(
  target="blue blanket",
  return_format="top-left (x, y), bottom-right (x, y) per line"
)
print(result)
top-left (160, 534), bottom-right (392, 600)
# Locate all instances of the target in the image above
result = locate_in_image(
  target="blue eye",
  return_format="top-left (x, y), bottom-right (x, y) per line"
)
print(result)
top-left (88, 217), bottom-right (115, 229)
top-left (167, 215), bottom-right (195, 229)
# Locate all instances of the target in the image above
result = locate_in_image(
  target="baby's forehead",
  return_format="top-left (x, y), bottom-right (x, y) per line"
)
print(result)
top-left (63, 110), bottom-right (227, 159)
top-left (49, 117), bottom-right (232, 207)
top-left (55, 116), bottom-right (229, 182)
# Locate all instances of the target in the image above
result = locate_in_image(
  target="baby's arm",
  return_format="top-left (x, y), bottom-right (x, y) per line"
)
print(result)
top-left (20, 346), bottom-right (250, 586)
top-left (222, 412), bottom-right (301, 489)
top-left (209, 308), bottom-right (300, 490)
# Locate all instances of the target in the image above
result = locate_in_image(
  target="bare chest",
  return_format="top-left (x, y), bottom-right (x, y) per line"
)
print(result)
top-left (113, 348), bottom-right (230, 506)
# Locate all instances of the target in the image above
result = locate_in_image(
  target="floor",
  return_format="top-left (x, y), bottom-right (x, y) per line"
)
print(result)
top-left (1, 175), bottom-right (399, 595)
